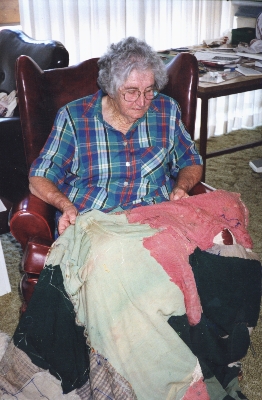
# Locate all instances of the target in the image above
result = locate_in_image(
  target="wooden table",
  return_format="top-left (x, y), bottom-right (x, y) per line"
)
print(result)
top-left (197, 72), bottom-right (262, 181)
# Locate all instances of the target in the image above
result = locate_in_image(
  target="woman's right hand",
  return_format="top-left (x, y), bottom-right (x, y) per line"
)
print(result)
top-left (29, 176), bottom-right (79, 235)
top-left (58, 205), bottom-right (79, 235)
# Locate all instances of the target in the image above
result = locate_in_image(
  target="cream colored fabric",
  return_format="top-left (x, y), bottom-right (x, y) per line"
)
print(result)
top-left (46, 210), bottom-right (201, 400)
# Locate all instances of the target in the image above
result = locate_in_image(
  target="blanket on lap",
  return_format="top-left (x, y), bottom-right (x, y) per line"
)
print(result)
top-left (0, 190), bottom-right (261, 399)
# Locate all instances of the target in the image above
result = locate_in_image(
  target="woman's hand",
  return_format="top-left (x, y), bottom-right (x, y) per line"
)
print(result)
top-left (58, 205), bottom-right (79, 235)
top-left (169, 187), bottom-right (189, 201)
top-left (29, 176), bottom-right (79, 235)
top-left (169, 165), bottom-right (203, 201)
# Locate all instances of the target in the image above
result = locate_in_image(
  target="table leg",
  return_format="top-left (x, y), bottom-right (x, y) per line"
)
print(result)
top-left (199, 97), bottom-right (209, 182)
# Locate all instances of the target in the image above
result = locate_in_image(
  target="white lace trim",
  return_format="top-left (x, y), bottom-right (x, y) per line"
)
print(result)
top-left (190, 359), bottom-right (203, 385)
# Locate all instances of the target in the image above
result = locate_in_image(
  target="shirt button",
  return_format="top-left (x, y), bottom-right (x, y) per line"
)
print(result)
top-left (123, 141), bottom-right (128, 146)
top-left (124, 181), bottom-right (128, 187)
top-left (126, 162), bottom-right (130, 167)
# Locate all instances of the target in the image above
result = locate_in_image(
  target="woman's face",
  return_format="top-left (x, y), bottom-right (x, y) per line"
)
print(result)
top-left (113, 69), bottom-right (155, 123)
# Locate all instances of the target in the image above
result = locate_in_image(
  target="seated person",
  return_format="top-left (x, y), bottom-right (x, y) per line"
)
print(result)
top-left (29, 36), bottom-right (203, 236)
top-left (1, 37), bottom-right (260, 400)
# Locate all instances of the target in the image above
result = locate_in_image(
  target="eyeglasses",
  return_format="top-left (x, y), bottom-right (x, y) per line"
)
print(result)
top-left (121, 87), bottom-right (159, 102)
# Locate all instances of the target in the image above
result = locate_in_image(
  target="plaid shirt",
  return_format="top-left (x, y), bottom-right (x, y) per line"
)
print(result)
top-left (30, 90), bottom-right (202, 216)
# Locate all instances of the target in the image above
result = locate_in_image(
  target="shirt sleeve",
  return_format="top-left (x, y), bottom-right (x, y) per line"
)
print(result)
top-left (170, 100), bottom-right (203, 171)
top-left (29, 106), bottom-right (76, 187)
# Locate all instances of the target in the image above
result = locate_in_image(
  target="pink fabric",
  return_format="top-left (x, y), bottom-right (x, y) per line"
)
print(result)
top-left (127, 190), bottom-right (252, 325)
top-left (183, 379), bottom-right (210, 400)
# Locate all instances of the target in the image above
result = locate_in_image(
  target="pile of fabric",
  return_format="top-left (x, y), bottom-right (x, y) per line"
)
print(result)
top-left (0, 190), bottom-right (261, 399)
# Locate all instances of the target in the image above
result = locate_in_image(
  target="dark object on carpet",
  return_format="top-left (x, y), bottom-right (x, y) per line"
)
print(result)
top-left (13, 264), bottom-right (90, 394)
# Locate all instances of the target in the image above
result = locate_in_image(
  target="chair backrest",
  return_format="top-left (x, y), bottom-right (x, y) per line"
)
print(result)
top-left (161, 53), bottom-right (199, 139)
top-left (16, 52), bottom-right (198, 172)
top-left (0, 29), bottom-right (69, 94)
top-left (16, 55), bottom-right (100, 171)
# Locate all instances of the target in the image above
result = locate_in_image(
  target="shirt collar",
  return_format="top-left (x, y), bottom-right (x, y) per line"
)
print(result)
top-left (81, 90), bottom-right (104, 118)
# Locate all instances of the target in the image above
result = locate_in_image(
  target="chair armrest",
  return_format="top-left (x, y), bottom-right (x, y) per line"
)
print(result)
top-left (10, 183), bottom-right (214, 251)
top-left (10, 191), bottom-right (56, 250)
top-left (21, 235), bottom-right (52, 274)
top-left (189, 181), bottom-right (215, 196)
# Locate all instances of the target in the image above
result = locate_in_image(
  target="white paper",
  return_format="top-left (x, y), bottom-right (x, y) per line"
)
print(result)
top-left (194, 51), bottom-right (240, 62)
top-left (0, 240), bottom-right (11, 296)
top-left (0, 199), bottom-right (7, 212)
top-left (235, 66), bottom-right (262, 76)
top-left (235, 52), bottom-right (262, 61)
top-left (199, 70), bottom-right (241, 84)
top-left (199, 71), bottom-right (224, 83)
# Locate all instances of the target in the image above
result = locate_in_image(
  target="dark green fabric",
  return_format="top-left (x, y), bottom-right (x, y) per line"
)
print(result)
top-left (168, 248), bottom-right (261, 400)
top-left (189, 247), bottom-right (261, 333)
top-left (13, 265), bottom-right (90, 394)
top-left (168, 314), bottom-right (247, 399)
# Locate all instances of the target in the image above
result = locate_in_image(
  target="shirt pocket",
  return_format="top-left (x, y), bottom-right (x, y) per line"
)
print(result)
top-left (140, 146), bottom-right (169, 186)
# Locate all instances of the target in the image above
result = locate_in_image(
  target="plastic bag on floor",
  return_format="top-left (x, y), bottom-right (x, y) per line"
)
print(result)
top-left (0, 91), bottom-right (17, 117)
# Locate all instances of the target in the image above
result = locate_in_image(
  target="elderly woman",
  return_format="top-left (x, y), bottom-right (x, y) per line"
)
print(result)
top-left (1, 37), bottom-right (260, 400)
top-left (29, 36), bottom-right (203, 236)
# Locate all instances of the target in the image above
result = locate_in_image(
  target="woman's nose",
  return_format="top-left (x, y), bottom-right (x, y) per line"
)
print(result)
top-left (135, 93), bottom-right (146, 106)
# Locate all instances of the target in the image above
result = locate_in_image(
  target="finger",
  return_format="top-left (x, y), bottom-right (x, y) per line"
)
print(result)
top-left (69, 215), bottom-right (77, 225)
top-left (170, 189), bottom-right (189, 201)
top-left (58, 220), bottom-right (70, 235)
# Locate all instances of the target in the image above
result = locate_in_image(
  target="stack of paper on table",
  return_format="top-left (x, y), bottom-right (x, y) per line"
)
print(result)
top-left (194, 51), bottom-right (241, 65)
top-left (235, 65), bottom-right (262, 76)
top-left (199, 70), bottom-right (241, 84)
top-left (235, 52), bottom-right (262, 61)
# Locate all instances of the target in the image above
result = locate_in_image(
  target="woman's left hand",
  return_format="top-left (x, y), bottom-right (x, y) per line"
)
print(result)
top-left (169, 187), bottom-right (189, 201)
top-left (169, 165), bottom-right (203, 201)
